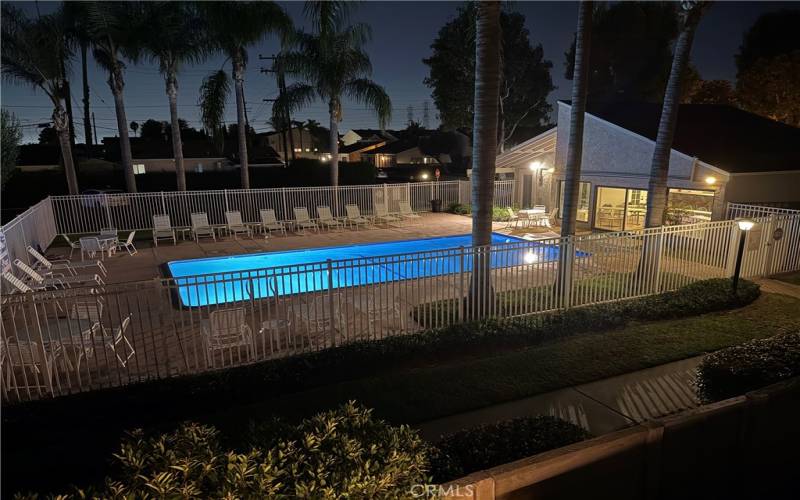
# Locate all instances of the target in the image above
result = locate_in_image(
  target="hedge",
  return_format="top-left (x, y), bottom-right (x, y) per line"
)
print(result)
top-left (695, 331), bottom-right (800, 403)
top-left (430, 416), bottom-right (591, 482)
top-left (16, 402), bottom-right (432, 499)
top-left (6, 279), bottom-right (759, 425)
top-left (447, 202), bottom-right (512, 221)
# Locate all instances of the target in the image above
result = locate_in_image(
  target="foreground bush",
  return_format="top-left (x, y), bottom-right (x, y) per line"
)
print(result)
top-left (32, 402), bottom-right (432, 498)
top-left (695, 332), bottom-right (800, 403)
top-left (430, 416), bottom-right (591, 482)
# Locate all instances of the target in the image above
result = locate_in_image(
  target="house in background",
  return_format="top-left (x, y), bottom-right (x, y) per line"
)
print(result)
top-left (259, 126), bottom-right (322, 162)
top-left (361, 139), bottom-right (443, 169)
top-left (340, 129), bottom-right (397, 146)
top-left (494, 101), bottom-right (800, 230)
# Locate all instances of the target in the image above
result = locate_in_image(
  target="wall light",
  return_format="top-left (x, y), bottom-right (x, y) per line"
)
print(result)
top-left (529, 161), bottom-right (543, 171)
top-left (420, 173), bottom-right (429, 180)
top-left (704, 176), bottom-right (716, 185)
top-left (736, 219), bottom-right (754, 231)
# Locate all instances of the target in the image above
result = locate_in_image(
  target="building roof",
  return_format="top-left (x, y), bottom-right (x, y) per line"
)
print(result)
top-left (560, 101), bottom-right (800, 173)
top-left (339, 141), bottom-right (386, 154)
top-left (363, 139), bottom-right (422, 155)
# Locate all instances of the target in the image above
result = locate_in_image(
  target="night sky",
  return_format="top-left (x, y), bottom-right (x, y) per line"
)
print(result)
top-left (2, 1), bottom-right (792, 143)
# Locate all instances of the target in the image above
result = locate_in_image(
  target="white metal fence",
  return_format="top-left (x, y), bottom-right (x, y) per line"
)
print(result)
top-left (3, 210), bottom-right (798, 402)
top-left (48, 181), bottom-right (514, 235)
top-left (726, 202), bottom-right (800, 220)
top-left (0, 198), bottom-right (58, 274)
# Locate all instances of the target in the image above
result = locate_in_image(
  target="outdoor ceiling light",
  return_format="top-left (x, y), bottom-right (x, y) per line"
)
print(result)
top-left (529, 161), bottom-right (543, 171)
top-left (737, 219), bottom-right (755, 231)
top-left (705, 176), bottom-right (717, 185)
top-left (420, 173), bottom-right (429, 180)
top-left (524, 250), bottom-right (538, 264)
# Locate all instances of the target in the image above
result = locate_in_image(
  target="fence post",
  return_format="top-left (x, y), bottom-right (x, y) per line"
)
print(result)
top-left (326, 259), bottom-right (336, 348)
top-left (160, 192), bottom-right (167, 215)
top-left (223, 189), bottom-right (230, 213)
top-left (103, 193), bottom-right (113, 229)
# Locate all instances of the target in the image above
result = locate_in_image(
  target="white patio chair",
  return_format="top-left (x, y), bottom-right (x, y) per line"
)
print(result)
top-left (152, 214), bottom-right (176, 246)
top-left (292, 207), bottom-right (319, 233)
top-left (349, 295), bottom-right (408, 336)
top-left (116, 231), bottom-right (138, 256)
top-left (225, 210), bottom-right (253, 239)
top-left (14, 259), bottom-right (105, 289)
top-left (27, 246), bottom-right (108, 277)
top-left (2, 338), bottom-right (59, 395)
top-left (317, 206), bottom-right (344, 231)
top-left (258, 209), bottom-right (287, 235)
top-left (191, 212), bottom-right (217, 242)
top-left (539, 208), bottom-right (558, 228)
top-left (344, 204), bottom-right (372, 230)
top-left (374, 201), bottom-right (400, 225)
top-left (60, 234), bottom-right (81, 259)
top-left (3, 272), bottom-right (36, 293)
top-left (101, 314), bottom-right (135, 367)
top-left (201, 308), bottom-right (253, 367)
top-left (506, 207), bottom-right (521, 229)
top-left (100, 227), bottom-right (119, 245)
top-left (398, 201), bottom-right (422, 223)
top-left (294, 294), bottom-right (344, 349)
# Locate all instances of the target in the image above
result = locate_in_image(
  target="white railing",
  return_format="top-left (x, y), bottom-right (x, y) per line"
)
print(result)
top-left (727, 202), bottom-right (800, 220)
top-left (48, 181), bottom-right (515, 235)
top-left (0, 198), bottom-right (58, 271)
top-left (4, 211), bottom-right (798, 402)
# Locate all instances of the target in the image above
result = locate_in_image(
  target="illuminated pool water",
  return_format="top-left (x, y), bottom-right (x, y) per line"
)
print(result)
top-left (167, 233), bottom-right (576, 307)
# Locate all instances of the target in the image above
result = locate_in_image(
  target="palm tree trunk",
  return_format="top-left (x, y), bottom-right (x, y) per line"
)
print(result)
top-left (81, 41), bottom-right (93, 148)
top-left (110, 68), bottom-right (136, 193)
top-left (233, 55), bottom-right (250, 189)
top-left (53, 105), bottom-right (79, 195)
top-left (329, 99), bottom-right (339, 186)
top-left (645, 9), bottom-right (702, 228)
top-left (469, 1), bottom-right (502, 317)
top-left (166, 74), bottom-right (186, 191)
top-left (560, 1), bottom-right (593, 238)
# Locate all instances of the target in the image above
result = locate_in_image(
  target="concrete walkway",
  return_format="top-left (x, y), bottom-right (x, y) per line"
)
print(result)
top-left (754, 277), bottom-right (800, 299)
top-left (417, 356), bottom-right (702, 441)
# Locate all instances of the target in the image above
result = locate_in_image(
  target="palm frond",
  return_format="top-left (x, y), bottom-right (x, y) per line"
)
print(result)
top-left (304, 1), bottom-right (355, 35)
top-left (273, 83), bottom-right (318, 117)
top-left (199, 69), bottom-right (231, 136)
top-left (344, 79), bottom-right (392, 128)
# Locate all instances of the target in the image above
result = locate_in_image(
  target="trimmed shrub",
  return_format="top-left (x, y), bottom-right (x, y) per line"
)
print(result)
top-left (430, 416), bottom-right (591, 482)
top-left (446, 203), bottom-right (512, 221)
top-left (695, 332), bottom-right (800, 403)
top-left (31, 402), bottom-right (432, 498)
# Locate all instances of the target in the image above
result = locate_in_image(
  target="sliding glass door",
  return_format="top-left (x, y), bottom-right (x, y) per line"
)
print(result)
top-left (594, 186), bottom-right (648, 231)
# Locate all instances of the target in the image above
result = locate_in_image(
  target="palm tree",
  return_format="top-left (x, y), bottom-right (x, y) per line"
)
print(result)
top-left (130, 2), bottom-right (208, 191)
top-left (63, 2), bottom-right (93, 148)
top-left (198, 2), bottom-right (290, 189)
top-left (2, 5), bottom-right (79, 194)
top-left (560, 2), bottom-right (593, 239)
top-left (470, 1), bottom-right (502, 315)
top-left (83, 2), bottom-right (138, 193)
top-left (276, 1), bottom-right (391, 186)
top-left (130, 121), bottom-right (139, 137)
top-left (644, 1), bottom-right (710, 228)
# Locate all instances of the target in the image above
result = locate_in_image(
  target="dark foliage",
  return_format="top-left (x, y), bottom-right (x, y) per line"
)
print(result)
top-left (695, 332), bottom-right (800, 403)
top-left (430, 416), bottom-right (591, 482)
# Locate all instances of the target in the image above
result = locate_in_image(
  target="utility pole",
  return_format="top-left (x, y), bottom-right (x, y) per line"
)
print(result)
top-left (260, 54), bottom-right (295, 164)
top-left (92, 112), bottom-right (98, 145)
top-left (423, 101), bottom-right (431, 130)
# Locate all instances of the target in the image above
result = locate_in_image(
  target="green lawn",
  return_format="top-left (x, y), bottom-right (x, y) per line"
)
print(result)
top-left (211, 292), bottom-right (800, 431)
top-left (773, 271), bottom-right (800, 287)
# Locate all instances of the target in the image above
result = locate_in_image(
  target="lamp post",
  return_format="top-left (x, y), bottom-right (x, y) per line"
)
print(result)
top-left (732, 219), bottom-right (754, 293)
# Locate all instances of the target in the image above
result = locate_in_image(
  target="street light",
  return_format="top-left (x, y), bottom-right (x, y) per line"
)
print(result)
top-left (732, 219), bottom-right (754, 293)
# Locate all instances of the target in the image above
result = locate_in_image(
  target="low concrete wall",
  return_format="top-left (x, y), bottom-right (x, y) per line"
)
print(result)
top-left (443, 378), bottom-right (800, 499)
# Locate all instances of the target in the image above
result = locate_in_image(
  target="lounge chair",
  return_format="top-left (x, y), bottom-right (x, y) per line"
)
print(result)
top-left (398, 201), bottom-right (422, 223)
top-left (344, 204), bottom-right (372, 230)
top-left (27, 246), bottom-right (107, 277)
top-left (152, 214), bottom-right (176, 246)
top-left (292, 207), bottom-right (319, 233)
top-left (317, 206), bottom-right (344, 231)
top-left (116, 231), bottom-right (138, 256)
top-left (506, 207), bottom-right (521, 228)
top-left (201, 308), bottom-right (253, 368)
top-left (258, 209), bottom-right (287, 235)
top-left (61, 234), bottom-right (81, 259)
top-left (2, 338), bottom-right (59, 395)
top-left (294, 294), bottom-right (344, 349)
top-left (225, 210), bottom-right (253, 239)
top-left (3, 272), bottom-right (36, 293)
top-left (374, 202), bottom-right (400, 225)
top-left (191, 212), bottom-right (216, 242)
top-left (14, 259), bottom-right (105, 289)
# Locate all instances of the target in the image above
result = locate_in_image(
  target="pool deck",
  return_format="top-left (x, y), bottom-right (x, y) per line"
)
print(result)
top-left (48, 213), bottom-right (561, 285)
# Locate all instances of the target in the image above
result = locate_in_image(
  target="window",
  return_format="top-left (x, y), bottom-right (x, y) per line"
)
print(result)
top-left (133, 164), bottom-right (146, 175)
top-left (558, 181), bottom-right (590, 222)
top-left (666, 188), bottom-right (714, 225)
top-left (594, 187), bottom-right (648, 231)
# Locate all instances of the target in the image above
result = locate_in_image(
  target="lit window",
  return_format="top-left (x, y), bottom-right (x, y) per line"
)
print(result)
top-left (133, 164), bottom-right (146, 175)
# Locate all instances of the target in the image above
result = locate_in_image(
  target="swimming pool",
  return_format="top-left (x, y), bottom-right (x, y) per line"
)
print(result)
top-left (167, 233), bottom-right (573, 307)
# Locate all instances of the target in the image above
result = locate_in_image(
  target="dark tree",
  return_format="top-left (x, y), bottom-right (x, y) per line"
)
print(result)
top-left (735, 9), bottom-right (800, 78)
top-left (38, 126), bottom-right (59, 145)
top-left (685, 79), bottom-right (736, 106)
top-left (564, 2), bottom-right (679, 103)
top-left (737, 52), bottom-right (800, 127)
top-left (423, 4), bottom-right (554, 151)
top-left (140, 119), bottom-right (168, 142)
